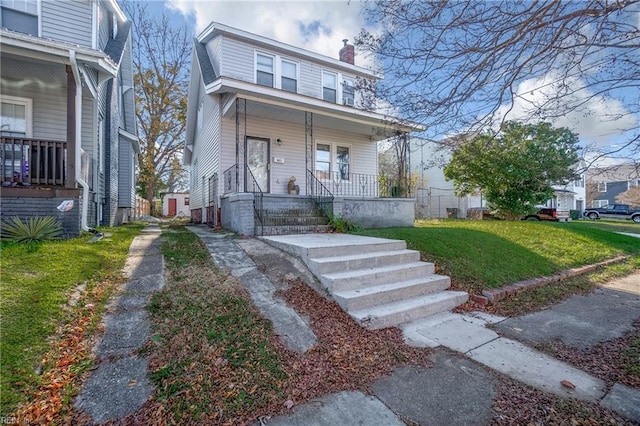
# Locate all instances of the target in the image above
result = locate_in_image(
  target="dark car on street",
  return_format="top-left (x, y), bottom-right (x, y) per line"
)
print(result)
top-left (583, 204), bottom-right (640, 223)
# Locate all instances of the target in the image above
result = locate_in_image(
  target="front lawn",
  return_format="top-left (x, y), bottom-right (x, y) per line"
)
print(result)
top-left (358, 220), bottom-right (640, 293)
top-left (0, 224), bottom-right (143, 417)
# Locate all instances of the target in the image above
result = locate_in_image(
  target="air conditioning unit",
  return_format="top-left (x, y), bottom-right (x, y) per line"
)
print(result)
top-left (343, 97), bottom-right (354, 107)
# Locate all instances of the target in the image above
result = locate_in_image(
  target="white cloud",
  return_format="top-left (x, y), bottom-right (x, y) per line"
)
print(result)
top-left (493, 71), bottom-right (638, 148)
top-left (167, 0), bottom-right (372, 67)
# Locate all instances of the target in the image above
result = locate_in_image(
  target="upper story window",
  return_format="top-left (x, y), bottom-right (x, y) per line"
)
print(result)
top-left (256, 53), bottom-right (274, 88)
top-left (596, 182), bottom-right (607, 192)
top-left (281, 60), bottom-right (297, 93)
top-left (573, 176), bottom-right (584, 187)
top-left (322, 71), bottom-right (337, 103)
top-left (628, 179), bottom-right (639, 190)
top-left (1, 0), bottom-right (38, 36)
top-left (342, 77), bottom-right (355, 107)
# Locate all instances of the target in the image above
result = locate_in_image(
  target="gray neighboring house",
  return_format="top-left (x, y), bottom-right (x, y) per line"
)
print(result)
top-left (1, 0), bottom-right (138, 236)
top-left (185, 22), bottom-right (421, 235)
top-left (587, 164), bottom-right (640, 207)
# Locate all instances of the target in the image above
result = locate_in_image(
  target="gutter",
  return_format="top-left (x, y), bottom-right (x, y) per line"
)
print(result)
top-left (69, 50), bottom-right (100, 237)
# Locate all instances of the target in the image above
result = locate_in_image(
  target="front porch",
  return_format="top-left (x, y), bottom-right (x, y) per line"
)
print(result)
top-left (216, 166), bottom-right (415, 236)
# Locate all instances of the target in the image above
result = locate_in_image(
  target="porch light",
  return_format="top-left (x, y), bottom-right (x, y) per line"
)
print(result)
top-left (276, 138), bottom-right (282, 146)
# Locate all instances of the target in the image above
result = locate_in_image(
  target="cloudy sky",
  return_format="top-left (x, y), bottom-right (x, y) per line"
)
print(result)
top-left (150, 0), bottom-right (638, 162)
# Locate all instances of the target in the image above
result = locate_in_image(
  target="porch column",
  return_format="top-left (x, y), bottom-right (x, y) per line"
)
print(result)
top-left (235, 98), bottom-right (246, 192)
top-left (304, 111), bottom-right (313, 195)
top-left (65, 65), bottom-right (77, 189)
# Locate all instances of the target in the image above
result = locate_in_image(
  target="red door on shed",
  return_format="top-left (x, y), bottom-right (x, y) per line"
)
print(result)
top-left (168, 198), bottom-right (177, 216)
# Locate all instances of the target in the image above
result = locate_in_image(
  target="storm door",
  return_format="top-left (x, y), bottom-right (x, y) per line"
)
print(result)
top-left (245, 137), bottom-right (270, 193)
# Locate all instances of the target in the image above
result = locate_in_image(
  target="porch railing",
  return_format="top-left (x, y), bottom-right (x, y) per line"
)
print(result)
top-left (306, 168), bottom-right (334, 219)
top-left (207, 172), bottom-right (219, 227)
top-left (223, 164), bottom-right (238, 194)
top-left (246, 167), bottom-right (265, 235)
top-left (314, 171), bottom-right (415, 198)
top-left (1, 136), bottom-right (67, 186)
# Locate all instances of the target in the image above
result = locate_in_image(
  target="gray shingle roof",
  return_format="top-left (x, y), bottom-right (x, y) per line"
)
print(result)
top-left (194, 40), bottom-right (217, 85)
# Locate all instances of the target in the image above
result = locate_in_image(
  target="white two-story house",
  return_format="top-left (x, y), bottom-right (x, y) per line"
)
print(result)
top-left (0, 0), bottom-right (138, 236)
top-left (185, 22), bottom-right (420, 235)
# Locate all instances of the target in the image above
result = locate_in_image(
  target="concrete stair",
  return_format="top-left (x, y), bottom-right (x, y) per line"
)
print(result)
top-left (265, 234), bottom-right (468, 329)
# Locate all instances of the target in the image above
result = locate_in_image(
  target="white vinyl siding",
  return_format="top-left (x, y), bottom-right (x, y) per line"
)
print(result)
top-left (220, 36), bottom-right (255, 83)
top-left (0, 59), bottom-right (66, 140)
top-left (41, 0), bottom-right (92, 47)
top-left (217, 112), bottom-right (376, 196)
top-left (97, 1), bottom-right (109, 50)
top-left (190, 85), bottom-right (221, 210)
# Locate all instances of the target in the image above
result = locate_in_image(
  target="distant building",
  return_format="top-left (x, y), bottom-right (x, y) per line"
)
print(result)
top-left (586, 164), bottom-right (640, 207)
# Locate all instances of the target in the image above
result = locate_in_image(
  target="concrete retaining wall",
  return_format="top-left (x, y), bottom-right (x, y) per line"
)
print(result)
top-left (221, 192), bottom-right (255, 236)
top-left (334, 197), bottom-right (415, 228)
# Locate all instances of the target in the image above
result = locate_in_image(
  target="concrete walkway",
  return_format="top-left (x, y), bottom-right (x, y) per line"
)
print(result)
top-left (185, 229), bottom-right (640, 424)
top-left (187, 226), bottom-right (317, 353)
top-left (75, 225), bottom-right (163, 423)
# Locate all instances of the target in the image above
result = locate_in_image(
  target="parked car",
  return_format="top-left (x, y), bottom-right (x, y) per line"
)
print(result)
top-left (522, 208), bottom-right (558, 221)
top-left (583, 204), bottom-right (640, 223)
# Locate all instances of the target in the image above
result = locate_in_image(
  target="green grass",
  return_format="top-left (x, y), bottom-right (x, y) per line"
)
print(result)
top-left (358, 219), bottom-right (640, 293)
top-left (143, 226), bottom-right (288, 423)
top-left (0, 224), bottom-right (143, 415)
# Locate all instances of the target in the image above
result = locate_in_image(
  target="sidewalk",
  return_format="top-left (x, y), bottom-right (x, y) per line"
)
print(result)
top-left (74, 225), bottom-right (164, 423)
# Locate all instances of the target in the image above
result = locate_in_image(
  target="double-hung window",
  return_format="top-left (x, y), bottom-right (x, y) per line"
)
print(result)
top-left (336, 146), bottom-right (350, 180)
top-left (256, 53), bottom-right (274, 88)
top-left (342, 77), bottom-right (355, 106)
top-left (0, 0), bottom-right (38, 35)
top-left (281, 60), bottom-right (297, 93)
top-left (315, 142), bottom-right (350, 181)
top-left (322, 71), bottom-right (337, 103)
top-left (596, 182), bottom-right (607, 192)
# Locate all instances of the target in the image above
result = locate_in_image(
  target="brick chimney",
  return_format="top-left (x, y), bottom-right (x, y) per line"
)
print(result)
top-left (339, 39), bottom-right (354, 65)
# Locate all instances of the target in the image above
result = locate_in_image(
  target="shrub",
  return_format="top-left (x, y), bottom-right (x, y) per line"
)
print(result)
top-left (0, 216), bottom-right (63, 244)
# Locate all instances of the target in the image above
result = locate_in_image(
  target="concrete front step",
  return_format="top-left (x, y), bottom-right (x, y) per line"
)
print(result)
top-left (350, 291), bottom-right (470, 330)
top-left (333, 274), bottom-right (451, 311)
top-left (263, 208), bottom-right (324, 217)
top-left (321, 261), bottom-right (436, 292)
top-left (306, 239), bottom-right (408, 259)
top-left (257, 225), bottom-right (332, 235)
top-left (307, 249), bottom-right (421, 275)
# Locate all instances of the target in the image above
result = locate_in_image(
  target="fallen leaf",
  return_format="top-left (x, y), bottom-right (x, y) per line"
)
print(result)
top-left (284, 399), bottom-right (294, 410)
top-left (561, 380), bottom-right (576, 389)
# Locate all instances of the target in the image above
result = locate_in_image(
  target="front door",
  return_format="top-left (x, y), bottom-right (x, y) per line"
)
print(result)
top-left (168, 198), bottom-right (177, 216)
top-left (246, 137), bottom-right (270, 192)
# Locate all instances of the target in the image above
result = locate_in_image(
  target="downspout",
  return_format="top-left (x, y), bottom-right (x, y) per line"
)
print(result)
top-left (69, 50), bottom-right (99, 235)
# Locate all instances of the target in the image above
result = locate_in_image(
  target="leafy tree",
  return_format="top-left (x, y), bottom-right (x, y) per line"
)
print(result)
top-left (357, 0), bottom-right (639, 164)
top-left (122, 2), bottom-right (191, 214)
top-left (444, 122), bottom-right (580, 218)
top-left (616, 186), bottom-right (640, 207)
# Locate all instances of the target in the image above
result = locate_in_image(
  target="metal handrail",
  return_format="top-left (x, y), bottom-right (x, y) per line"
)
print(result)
top-left (222, 164), bottom-right (238, 194)
top-left (306, 168), bottom-right (334, 219)
top-left (246, 167), bottom-right (265, 235)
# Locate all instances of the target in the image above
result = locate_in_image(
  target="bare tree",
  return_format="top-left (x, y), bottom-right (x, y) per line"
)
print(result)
top-left (616, 186), bottom-right (640, 206)
top-left (122, 1), bottom-right (191, 214)
top-left (357, 0), bottom-right (640, 168)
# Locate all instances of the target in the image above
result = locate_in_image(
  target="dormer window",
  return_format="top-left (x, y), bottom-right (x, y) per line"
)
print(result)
top-left (256, 53), bottom-right (274, 88)
top-left (281, 60), bottom-right (297, 93)
top-left (110, 12), bottom-right (118, 39)
top-left (342, 77), bottom-right (355, 106)
top-left (322, 71), bottom-right (337, 103)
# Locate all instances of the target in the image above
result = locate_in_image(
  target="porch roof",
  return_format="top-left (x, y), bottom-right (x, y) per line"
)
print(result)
top-left (0, 28), bottom-right (118, 78)
top-left (208, 79), bottom-right (423, 139)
